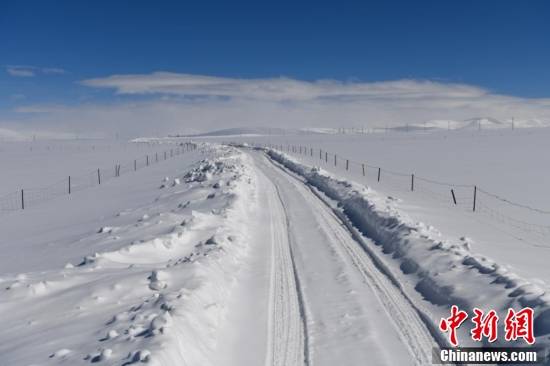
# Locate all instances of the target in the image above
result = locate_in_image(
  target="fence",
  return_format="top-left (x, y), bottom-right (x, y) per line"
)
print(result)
top-left (255, 142), bottom-right (550, 248)
top-left (0, 142), bottom-right (197, 214)
top-left (313, 121), bottom-right (518, 135)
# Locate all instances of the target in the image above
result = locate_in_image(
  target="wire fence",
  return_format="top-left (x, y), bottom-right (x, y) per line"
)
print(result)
top-left (253, 142), bottom-right (550, 248)
top-left (0, 142), bottom-right (197, 214)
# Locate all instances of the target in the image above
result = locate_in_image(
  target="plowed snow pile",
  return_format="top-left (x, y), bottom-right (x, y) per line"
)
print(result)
top-left (266, 148), bottom-right (550, 349)
top-left (0, 146), bottom-right (258, 365)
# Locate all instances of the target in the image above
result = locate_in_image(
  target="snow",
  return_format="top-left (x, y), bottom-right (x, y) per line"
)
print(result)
top-left (265, 148), bottom-right (550, 349)
top-left (0, 139), bottom-right (181, 197)
top-left (251, 152), bottom-right (434, 364)
top-left (0, 127), bottom-right (28, 141)
top-left (222, 129), bottom-right (550, 280)
top-left (0, 144), bottom-right (260, 365)
top-left (2, 132), bottom-right (549, 365)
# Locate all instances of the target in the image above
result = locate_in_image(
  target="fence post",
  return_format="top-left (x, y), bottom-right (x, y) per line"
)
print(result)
top-left (156, 153), bottom-right (158, 162)
top-left (346, 159), bottom-right (349, 170)
top-left (411, 174), bottom-right (414, 191)
top-left (451, 189), bottom-right (457, 205)
top-left (97, 169), bottom-right (101, 185)
top-left (68, 176), bottom-right (71, 194)
top-left (147, 155), bottom-right (149, 166)
top-left (21, 189), bottom-right (24, 210)
top-left (362, 164), bottom-right (365, 176)
top-left (164, 151), bottom-right (167, 160)
top-left (134, 159), bottom-right (137, 171)
top-left (334, 154), bottom-right (337, 166)
top-left (377, 168), bottom-right (381, 182)
top-left (325, 152), bottom-right (328, 163)
top-left (310, 147), bottom-right (313, 156)
top-left (473, 185), bottom-right (477, 212)
top-left (320, 149), bottom-right (322, 160)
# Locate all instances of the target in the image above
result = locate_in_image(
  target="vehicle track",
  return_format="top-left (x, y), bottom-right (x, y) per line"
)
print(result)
top-left (263, 167), bottom-right (308, 366)
top-left (255, 151), bottom-right (438, 365)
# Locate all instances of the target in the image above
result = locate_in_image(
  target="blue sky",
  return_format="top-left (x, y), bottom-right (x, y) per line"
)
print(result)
top-left (2, 0), bottom-right (550, 136)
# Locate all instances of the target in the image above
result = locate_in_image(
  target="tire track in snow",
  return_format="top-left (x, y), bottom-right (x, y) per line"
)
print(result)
top-left (260, 152), bottom-right (437, 365)
top-left (263, 167), bottom-right (309, 366)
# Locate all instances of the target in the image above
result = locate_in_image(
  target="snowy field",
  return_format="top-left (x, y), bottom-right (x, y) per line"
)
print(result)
top-left (1, 137), bottom-right (549, 365)
top-left (214, 127), bottom-right (550, 208)
top-left (0, 139), bottom-right (186, 213)
top-left (215, 128), bottom-right (550, 280)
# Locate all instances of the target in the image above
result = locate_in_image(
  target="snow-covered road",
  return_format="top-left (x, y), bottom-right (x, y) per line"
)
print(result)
top-left (3, 142), bottom-right (548, 365)
top-left (244, 151), bottom-right (437, 365)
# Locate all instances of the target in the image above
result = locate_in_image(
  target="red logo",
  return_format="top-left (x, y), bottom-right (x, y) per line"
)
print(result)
top-left (439, 306), bottom-right (535, 346)
top-left (439, 305), bottom-right (469, 347)
top-left (471, 308), bottom-right (499, 343)
top-left (504, 307), bottom-right (535, 345)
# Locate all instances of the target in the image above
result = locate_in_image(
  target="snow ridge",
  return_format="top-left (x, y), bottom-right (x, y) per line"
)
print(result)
top-left (266, 148), bottom-right (550, 350)
top-left (0, 145), bottom-right (259, 366)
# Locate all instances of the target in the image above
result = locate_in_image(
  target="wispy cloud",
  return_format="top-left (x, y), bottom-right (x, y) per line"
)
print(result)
top-left (6, 66), bottom-right (36, 77)
top-left (42, 67), bottom-right (66, 75)
top-left (5, 65), bottom-right (67, 77)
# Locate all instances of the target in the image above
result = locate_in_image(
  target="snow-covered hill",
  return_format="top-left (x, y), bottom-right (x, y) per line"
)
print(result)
top-left (171, 126), bottom-right (330, 138)
top-left (0, 127), bottom-right (29, 141)
top-left (406, 116), bottom-right (550, 131)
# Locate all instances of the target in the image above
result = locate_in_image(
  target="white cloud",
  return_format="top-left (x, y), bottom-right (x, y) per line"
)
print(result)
top-left (81, 72), bottom-right (488, 102)
top-left (4, 72), bottom-right (550, 137)
top-left (42, 67), bottom-right (66, 75)
top-left (5, 65), bottom-right (66, 77)
top-left (6, 66), bottom-right (35, 77)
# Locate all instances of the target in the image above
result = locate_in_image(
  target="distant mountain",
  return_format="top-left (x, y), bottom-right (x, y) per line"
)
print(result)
top-left (0, 128), bottom-right (28, 141)
top-left (166, 117), bottom-right (550, 139)
top-left (174, 127), bottom-right (329, 137)
top-left (461, 117), bottom-right (505, 129)
top-left (400, 117), bottom-right (550, 131)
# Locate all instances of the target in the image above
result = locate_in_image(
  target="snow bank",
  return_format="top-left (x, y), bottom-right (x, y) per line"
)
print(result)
top-left (266, 148), bottom-right (550, 348)
top-left (0, 145), bottom-right (259, 366)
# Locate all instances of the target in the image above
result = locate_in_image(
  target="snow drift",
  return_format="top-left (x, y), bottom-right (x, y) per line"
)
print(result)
top-left (0, 145), bottom-right (259, 366)
top-left (265, 148), bottom-right (550, 349)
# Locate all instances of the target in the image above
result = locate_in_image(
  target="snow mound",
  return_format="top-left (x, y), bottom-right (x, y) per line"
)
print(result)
top-left (0, 144), bottom-right (259, 366)
top-left (266, 148), bottom-right (550, 348)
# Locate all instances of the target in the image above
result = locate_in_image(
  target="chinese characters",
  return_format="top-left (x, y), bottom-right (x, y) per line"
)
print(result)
top-left (439, 306), bottom-right (535, 346)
